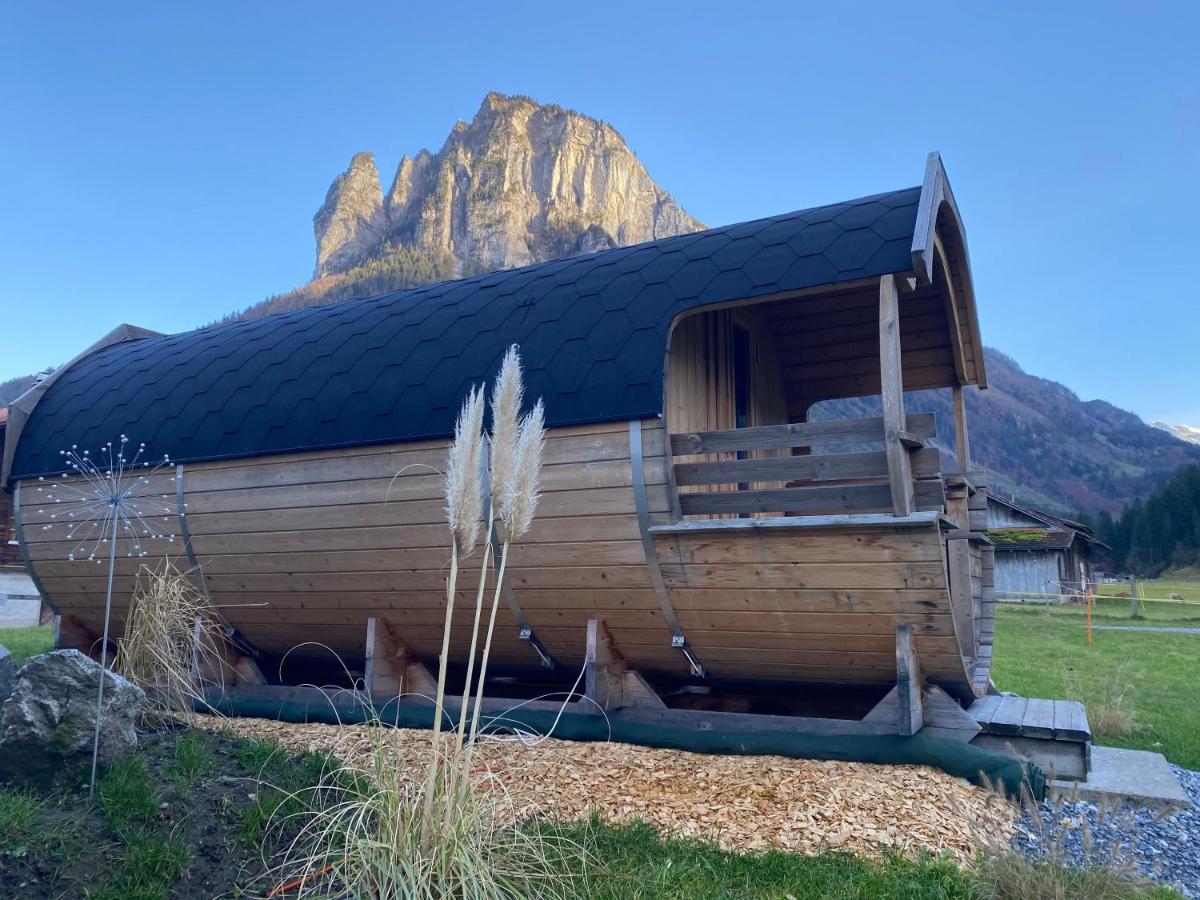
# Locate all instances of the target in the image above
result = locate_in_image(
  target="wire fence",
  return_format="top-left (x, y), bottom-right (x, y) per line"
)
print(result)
top-left (997, 589), bottom-right (1200, 605)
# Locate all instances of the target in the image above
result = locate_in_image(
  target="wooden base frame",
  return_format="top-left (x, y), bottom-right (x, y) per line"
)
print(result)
top-left (862, 624), bottom-right (981, 742)
top-left (363, 616), bottom-right (438, 701)
top-left (584, 618), bottom-right (667, 713)
top-left (192, 616), bottom-right (266, 688)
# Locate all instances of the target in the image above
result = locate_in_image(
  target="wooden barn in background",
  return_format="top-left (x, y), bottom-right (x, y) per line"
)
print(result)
top-left (985, 492), bottom-right (1105, 601)
top-left (4, 153), bottom-right (1009, 735)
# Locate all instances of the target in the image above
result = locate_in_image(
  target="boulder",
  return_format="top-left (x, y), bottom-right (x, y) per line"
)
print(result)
top-left (0, 650), bottom-right (145, 788)
top-left (0, 645), bottom-right (13, 703)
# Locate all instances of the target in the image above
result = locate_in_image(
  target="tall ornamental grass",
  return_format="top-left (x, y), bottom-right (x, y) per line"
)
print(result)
top-left (262, 345), bottom-right (576, 899)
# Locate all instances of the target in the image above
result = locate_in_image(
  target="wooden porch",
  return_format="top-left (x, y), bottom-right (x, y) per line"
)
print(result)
top-left (645, 259), bottom-right (996, 706)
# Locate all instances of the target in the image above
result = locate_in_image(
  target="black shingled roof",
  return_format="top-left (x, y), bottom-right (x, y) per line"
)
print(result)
top-left (10, 186), bottom-right (922, 479)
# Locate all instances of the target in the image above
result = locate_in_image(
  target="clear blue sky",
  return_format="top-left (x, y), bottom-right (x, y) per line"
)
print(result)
top-left (2, 2), bottom-right (1197, 423)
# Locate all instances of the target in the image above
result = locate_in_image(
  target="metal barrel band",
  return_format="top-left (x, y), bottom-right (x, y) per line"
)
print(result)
top-left (480, 436), bottom-right (558, 670)
top-left (629, 419), bottom-right (704, 678)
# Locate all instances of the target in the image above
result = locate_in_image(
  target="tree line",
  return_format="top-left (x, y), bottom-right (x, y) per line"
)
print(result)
top-left (1091, 463), bottom-right (1200, 576)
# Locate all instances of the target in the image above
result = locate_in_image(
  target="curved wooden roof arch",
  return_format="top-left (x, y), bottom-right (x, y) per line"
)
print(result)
top-left (911, 152), bottom-right (987, 388)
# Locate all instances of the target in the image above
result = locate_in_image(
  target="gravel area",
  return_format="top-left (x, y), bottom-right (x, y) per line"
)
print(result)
top-left (1014, 765), bottom-right (1200, 897)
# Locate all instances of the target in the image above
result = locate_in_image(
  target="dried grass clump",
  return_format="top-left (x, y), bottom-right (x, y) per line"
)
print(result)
top-left (972, 850), bottom-right (1162, 900)
top-left (974, 781), bottom-right (1163, 900)
top-left (1065, 661), bottom-right (1138, 738)
top-left (115, 561), bottom-right (223, 720)
top-left (260, 714), bottom-right (580, 899)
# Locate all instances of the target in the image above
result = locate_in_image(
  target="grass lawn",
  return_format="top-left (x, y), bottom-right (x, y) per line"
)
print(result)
top-left (0, 624), bottom-right (54, 664)
top-left (1096, 575), bottom-right (1200, 605)
top-left (992, 602), bottom-right (1200, 768)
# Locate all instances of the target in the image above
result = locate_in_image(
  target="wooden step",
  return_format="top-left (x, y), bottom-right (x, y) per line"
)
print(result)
top-left (968, 695), bottom-right (1090, 742)
top-left (967, 695), bottom-right (1092, 782)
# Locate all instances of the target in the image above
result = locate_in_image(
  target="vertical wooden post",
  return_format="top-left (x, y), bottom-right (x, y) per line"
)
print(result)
top-left (879, 274), bottom-right (914, 516)
top-left (584, 618), bottom-right (623, 711)
top-left (953, 385), bottom-right (971, 473)
top-left (895, 623), bottom-right (924, 735)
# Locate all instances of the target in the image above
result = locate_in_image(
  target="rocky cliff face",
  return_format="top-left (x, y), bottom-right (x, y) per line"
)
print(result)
top-left (312, 152), bottom-right (388, 277)
top-left (312, 93), bottom-right (702, 279)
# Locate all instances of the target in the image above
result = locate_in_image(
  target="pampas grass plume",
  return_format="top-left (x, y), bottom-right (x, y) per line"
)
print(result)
top-left (445, 384), bottom-right (485, 556)
top-left (506, 400), bottom-right (544, 540)
top-left (490, 345), bottom-right (523, 521)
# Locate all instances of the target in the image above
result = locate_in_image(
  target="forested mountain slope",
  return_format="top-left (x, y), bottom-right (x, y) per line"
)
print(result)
top-left (815, 349), bottom-right (1200, 515)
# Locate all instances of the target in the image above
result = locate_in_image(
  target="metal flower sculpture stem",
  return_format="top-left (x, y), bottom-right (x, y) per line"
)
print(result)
top-left (34, 436), bottom-right (175, 796)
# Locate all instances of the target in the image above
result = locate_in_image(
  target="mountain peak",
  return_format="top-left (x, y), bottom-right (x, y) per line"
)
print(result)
top-left (1152, 421), bottom-right (1200, 446)
top-left (312, 152), bottom-right (385, 278)
top-left (311, 92), bottom-right (702, 281)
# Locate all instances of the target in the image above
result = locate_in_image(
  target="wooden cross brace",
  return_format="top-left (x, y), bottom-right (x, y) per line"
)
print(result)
top-left (584, 618), bottom-right (666, 713)
top-left (192, 616), bottom-right (266, 687)
top-left (363, 617), bottom-right (437, 701)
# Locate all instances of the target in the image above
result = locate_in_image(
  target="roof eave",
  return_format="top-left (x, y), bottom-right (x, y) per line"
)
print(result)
top-left (2, 323), bottom-right (163, 485)
top-left (911, 151), bottom-right (988, 388)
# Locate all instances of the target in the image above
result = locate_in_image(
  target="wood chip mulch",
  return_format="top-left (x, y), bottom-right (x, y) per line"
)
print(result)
top-left (201, 716), bottom-right (1015, 862)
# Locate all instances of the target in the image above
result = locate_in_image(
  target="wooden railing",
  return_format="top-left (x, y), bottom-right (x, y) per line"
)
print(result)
top-left (668, 413), bottom-right (946, 518)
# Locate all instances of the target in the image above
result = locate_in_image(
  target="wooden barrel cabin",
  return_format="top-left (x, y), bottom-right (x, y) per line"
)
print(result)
top-left (3, 152), bottom-right (995, 714)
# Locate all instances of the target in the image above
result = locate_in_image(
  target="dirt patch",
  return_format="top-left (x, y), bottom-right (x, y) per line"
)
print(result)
top-left (206, 715), bottom-right (1016, 863)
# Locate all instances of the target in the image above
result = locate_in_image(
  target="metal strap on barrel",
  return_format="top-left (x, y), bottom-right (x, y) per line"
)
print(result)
top-left (175, 464), bottom-right (205, 589)
top-left (628, 420), bottom-right (704, 677)
top-left (11, 480), bottom-right (52, 608)
top-left (480, 439), bottom-right (556, 670)
top-left (175, 463), bottom-right (259, 660)
top-left (489, 526), bottom-right (556, 669)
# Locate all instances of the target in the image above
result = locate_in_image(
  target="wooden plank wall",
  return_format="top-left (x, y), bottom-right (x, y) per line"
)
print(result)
top-left (935, 229), bottom-right (981, 384)
top-left (650, 522), bottom-right (975, 694)
top-left (18, 420), bottom-right (690, 677)
top-left (756, 284), bottom-right (959, 417)
top-left (666, 307), bottom-right (791, 519)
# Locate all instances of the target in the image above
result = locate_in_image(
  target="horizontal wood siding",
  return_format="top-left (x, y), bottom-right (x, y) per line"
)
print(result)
top-left (652, 523), bottom-right (974, 692)
top-left (20, 413), bottom-right (978, 697)
top-left (21, 420), bottom-right (677, 672)
top-left (755, 287), bottom-right (960, 415)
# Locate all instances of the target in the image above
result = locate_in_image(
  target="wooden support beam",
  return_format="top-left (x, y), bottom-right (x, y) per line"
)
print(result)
top-left (879, 274), bottom-right (914, 516)
top-left (864, 685), bottom-right (980, 742)
top-left (193, 616), bottom-right (266, 687)
top-left (953, 385), bottom-right (971, 473)
top-left (54, 613), bottom-right (105, 662)
top-left (895, 622), bottom-right (923, 735)
top-left (364, 616), bottom-right (437, 700)
top-left (584, 618), bottom-right (666, 713)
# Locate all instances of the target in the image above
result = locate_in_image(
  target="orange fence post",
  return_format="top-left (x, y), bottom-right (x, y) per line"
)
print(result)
top-left (1086, 583), bottom-right (1094, 645)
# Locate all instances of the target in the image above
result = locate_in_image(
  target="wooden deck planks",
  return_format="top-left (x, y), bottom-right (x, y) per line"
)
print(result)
top-left (969, 695), bottom-right (1091, 743)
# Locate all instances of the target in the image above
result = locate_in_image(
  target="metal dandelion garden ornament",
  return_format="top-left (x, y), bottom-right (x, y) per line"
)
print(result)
top-left (34, 435), bottom-right (176, 795)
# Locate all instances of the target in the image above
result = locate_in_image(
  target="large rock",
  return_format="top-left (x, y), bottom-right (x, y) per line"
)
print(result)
top-left (0, 650), bottom-right (145, 788)
top-left (0, 645), bottom-right (13, 703)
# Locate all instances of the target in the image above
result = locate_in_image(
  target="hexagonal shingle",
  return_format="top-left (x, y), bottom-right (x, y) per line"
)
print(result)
top-left (10, 184), bottom-right (923, 477)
